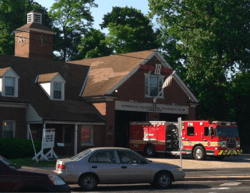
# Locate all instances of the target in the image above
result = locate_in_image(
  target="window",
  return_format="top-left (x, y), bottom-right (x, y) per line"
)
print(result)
top-left (90, 151), bottom-right (116, 163)
top-left (53, 82), bottom-right (62, 99)
top-left (81, 126), bottom-right (93, 146)
top-left (187, 127), bottom-right (194, 136)
top-left (2, 121), bottom-right (15, 138)
top-left (204, 127), bottom-right (214, 136)
top-left (117, 151), bottom-right (147, 164)
top-left (145, 73), bottom-right (164, 97)
top-left (5, 77), bottom-right (15, 96)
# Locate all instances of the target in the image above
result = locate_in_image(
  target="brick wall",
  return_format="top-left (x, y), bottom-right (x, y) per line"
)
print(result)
top-left (0, 107), bottom-right (27, 139)
top-left (95, 56), bottom-right (196, 147)
top-left (15, 31), bottom-right (54, 60)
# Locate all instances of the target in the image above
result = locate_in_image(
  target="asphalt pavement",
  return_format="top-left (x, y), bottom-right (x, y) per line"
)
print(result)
top-left (39, 154), bottom-right (250, 182)
top-left (69, 179), bottom-right (250, 193)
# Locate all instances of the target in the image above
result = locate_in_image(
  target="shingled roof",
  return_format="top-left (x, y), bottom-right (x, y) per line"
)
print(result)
top-left (69, 49), bottom-right (157, 97)
top-left (0, 56), bottom-right (105, 123)
top-left (37, 72), bottom-right (59, 83)
top-left (15, 23), bottom-right (54, 33)
top-left (0, 67), bottom-right (11, 77)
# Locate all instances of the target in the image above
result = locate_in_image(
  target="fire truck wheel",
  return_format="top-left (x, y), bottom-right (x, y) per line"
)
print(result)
top-left (193, 146), bottom-right (206, 160)
top-left (145, 145), bottom-right (156, 157)
top-left (153, 171), bottom-right (172, 189)
top-left (214, 156), bottom-right (225, 160)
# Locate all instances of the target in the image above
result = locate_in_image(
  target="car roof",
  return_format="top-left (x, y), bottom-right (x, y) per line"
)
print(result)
top-left (88, 147), bottom-right (132, 151)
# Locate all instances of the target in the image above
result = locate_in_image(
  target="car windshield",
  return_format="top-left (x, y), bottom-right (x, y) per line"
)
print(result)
top-left (71, 149), bottom-right (92, 160)
top-left (216, 127), bottom-right (239, 137)
top-left (0, 156), bottom-right (21, 169)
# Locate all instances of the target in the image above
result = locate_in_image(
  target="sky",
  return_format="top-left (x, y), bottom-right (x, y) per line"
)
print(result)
top-left (35, 0), bottom-right (153, 33)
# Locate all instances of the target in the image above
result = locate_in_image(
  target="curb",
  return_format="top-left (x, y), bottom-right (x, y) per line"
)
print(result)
top-left (185, 176), bottom-right (250, 181)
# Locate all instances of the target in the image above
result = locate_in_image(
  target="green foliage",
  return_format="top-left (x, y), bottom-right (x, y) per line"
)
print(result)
top-left (0, 0), bottom-right (52, 55)
top-left (101, 6), bottom-right (159, 54)
top-left (73, 28), bottom-right (112, 60)
top-left (49, 0), bottom-right (97, 61)
top-left (230, 73), bottom-right (250, 152)
top-left (0, 138), bottom-right (41, 159)
top-left (149, 0), bottom-right (250, 121)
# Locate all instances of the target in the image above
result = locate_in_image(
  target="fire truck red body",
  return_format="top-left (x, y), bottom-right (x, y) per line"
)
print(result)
top-left (129, 120), bottom-right (242, 160)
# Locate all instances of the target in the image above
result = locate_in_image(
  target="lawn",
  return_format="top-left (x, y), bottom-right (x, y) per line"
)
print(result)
top-left (10, 157), bottom-right (57, 168)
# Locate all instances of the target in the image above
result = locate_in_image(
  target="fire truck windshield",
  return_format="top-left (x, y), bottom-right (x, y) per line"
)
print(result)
top-left (215, 127), bottom-right (239, 137)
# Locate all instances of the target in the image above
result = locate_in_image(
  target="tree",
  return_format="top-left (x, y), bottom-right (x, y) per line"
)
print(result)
top-left (73, 28), bottom-right (112, 59)
top-left (149, 0), bottom-right (250, 121)
top-left (230, 73), bottom-right (250, 152)
top-left (49, 0), bottom-right (97, 61)
top-left (100, 6), bottom-right (159, 54)
top-left (0, 0), bottom-right (52, 55)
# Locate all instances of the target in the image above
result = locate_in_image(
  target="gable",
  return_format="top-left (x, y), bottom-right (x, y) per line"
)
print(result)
top-left (105, 52), bottom-right (198, 103)
top-left (69, 49), bottom-right (157, 97)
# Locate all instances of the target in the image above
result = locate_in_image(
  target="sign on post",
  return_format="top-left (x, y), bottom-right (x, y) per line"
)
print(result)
top-left (32, 128), bottom-right (58, 161)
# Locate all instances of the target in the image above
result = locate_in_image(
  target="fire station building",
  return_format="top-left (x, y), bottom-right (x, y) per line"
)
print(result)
top-left (0, 10), bottom-right (199, 156)
top-left (70, 50), bottom-right (199, 148)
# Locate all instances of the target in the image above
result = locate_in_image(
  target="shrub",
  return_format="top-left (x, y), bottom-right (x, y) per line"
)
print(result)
top-left (0, 138), bottom-right (42, 159)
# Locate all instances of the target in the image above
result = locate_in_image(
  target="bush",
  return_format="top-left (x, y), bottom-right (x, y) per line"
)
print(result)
top-left (0, 138), bottom-right (42, 159)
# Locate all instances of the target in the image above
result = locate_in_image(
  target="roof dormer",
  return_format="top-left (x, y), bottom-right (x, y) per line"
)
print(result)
top-left (35, 72), bottom-right (66, 101)
top-left (27, 10), bottom-right (42, 24)
top-left (0, 67), bottom-right (20, 97)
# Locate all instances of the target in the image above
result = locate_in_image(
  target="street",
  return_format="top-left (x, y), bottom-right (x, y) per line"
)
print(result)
top-left (69, 180), bottom-right (250, 193)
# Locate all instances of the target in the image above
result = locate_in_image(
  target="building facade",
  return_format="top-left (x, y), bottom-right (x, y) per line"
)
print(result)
top-left (0, 10), bottom-right (199, 156)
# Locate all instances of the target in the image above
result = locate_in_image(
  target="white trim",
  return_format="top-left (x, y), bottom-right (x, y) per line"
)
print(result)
top-left (34, 75), bottom-right (39, 83)
top-left (74, 124), bottom-right (78, 155)
top-left (155, 52), bottom-right (199, 103)
top-left (144, 72), bottom-right (165, 98)
top-left (14, 28), bottom-right (55, 35)
top-left (51, 73), bottom-right (66, 83)
top-left (0, 67), bottom-right (20, 79)
top-left (105, 51), bottom-right (199, 103)
top-left (80, 66), bottom-right (91, 96)
top-left (2, 120), bottom-right (16, 138)
top-left (0, 102), bottom-right (28, 108)
top-left (1, 68), bottom-right (20, 98)
top-left (44, 120), bottom-right (105, 125)
top-left (52, 82), bottom-right (63, 100)
top-left (106, 51), bottom-right (158, 95)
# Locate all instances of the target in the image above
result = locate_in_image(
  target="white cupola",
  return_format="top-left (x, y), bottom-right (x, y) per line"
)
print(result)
top-left (27, 10), bottom-right (42, 24)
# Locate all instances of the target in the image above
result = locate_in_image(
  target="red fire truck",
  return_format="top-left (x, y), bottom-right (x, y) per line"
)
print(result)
top-left (129, 120), bottom-right (242, 160)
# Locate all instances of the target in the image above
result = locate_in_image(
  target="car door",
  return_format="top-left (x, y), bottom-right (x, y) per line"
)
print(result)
top-left (89, 150), bottom-right (121, 184)
top-left (116, 150), bottom-right (151, 183)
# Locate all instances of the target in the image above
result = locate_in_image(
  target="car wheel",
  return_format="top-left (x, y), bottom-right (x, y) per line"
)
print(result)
top-left (214, 155), bottom-right (225, 161)
top-left (154, 172), bottom-right (172, 189)
top-left (193, 146), bottom-right (206, 160)
top-left (79, 174), bottom-right (98, 191)
top-left (145, 145), bottom-right (156, 157)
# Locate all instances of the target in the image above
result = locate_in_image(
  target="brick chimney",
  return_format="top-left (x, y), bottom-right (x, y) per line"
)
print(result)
top-left (14, 10), bottom-right (55, 60)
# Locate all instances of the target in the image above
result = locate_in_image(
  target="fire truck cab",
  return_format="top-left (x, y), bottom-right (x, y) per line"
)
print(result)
top-left (129, 120), bottom-right (242, 160)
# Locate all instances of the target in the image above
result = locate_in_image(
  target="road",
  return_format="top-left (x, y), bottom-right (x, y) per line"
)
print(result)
top-left (69, 180), bottom-right (250, 193)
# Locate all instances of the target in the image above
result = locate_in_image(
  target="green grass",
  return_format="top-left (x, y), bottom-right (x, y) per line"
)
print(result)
top-left (10, 157), bottom-right (57, 168)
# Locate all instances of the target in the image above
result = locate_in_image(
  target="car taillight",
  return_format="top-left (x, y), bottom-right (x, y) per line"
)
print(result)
top-left (58, 164), bottom-right (66, 169)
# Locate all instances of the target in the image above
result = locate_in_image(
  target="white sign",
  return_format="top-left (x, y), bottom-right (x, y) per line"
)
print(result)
top-left (42, 129), bottom-right (55, 149)
top-left (32, 128), bottom-right (58, 161)
top-left (115, 101), bottom-right (189, 114)
top-left (154, 64), bottom-right (162, 74)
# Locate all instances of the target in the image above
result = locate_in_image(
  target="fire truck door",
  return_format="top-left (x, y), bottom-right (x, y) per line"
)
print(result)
top-left (185, 126), bottom-right (196, 145)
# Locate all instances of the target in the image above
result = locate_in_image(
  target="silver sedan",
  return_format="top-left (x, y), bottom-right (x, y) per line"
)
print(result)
top-left (54, 147), bottom-right (185, 191)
